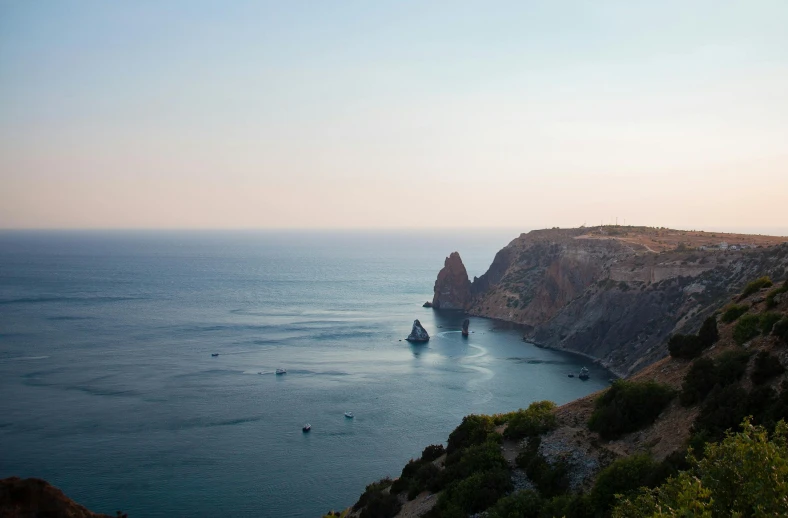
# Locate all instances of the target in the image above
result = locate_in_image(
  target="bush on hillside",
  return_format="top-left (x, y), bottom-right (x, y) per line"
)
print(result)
top-left (721, 304), bottom-right (749, 323)
top-left (733, 314), bottom-right (761, 344)
top-left (421, 444), bottom-right (445, 462)
top-left (432, 468), bottom-right (513, 516)
top-left (540, 494), bottom-right (594, 518)
top-left (698, 316), bottom-right (720, 347)
top-left (443, 435), bottom-right (507, 486)
top-left (486, 489), bottom-right (543, 518)
top-left (515, 437), bottom-right (570, 497)
top-left (752, 351), bottom-right (786, 385)
top-left (680, 350), bottom-right (751, 407)
top-left (446, 414), bottom-right (496, 454)
top-left (613, 419), bottom-right (788, 517)
top-left (359, 490), bottom-right (401, 518)
top-left (668, 316), bottom-right (719, 359)
top-left (590, 454), bottom-right (663, 514)
top-left (680, 357), bottom-right (718, 406)
top-left (760, 312), bottom-right (784, 335)
top-left (693, 384), bottom-right (750, 444)
top-left (588, 380), bottom-right (675, 439)
top-left (739, 276), bottom-right (773, 300)
top-left (774, 318), bottom-right (788, 344)
top-left (502, 401), bottom-right (558, 440)
top-left (353, 478), bottom-right (394, 511)
top-left (766, 282), bottom-right (788, 308)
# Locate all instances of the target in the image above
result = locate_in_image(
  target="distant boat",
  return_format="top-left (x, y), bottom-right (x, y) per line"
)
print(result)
top-left (211, 353), bottom-right (219, 357)
top-left (344, 412), bottom-right (354, 418)
top-left (579, 367), bottom-right (590, 380)
top-left (302, 424), bottom-right (311, 432)
top-left (567, 373), bottom-right (575, 378)
top-left (276, 368), bottom-right (287, 375)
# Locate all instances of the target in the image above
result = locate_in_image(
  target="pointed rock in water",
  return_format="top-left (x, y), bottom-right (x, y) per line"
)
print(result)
top-left (422, 301), bottom-right (433, 308)
top-left (461, 318), bottom-right (470, 337)
top-left (406, 319), bottom-right (430, 342)
top-left (432, 252), bottom-right (472, 310)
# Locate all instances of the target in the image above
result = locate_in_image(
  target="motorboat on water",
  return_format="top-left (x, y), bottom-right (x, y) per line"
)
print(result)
top-left (276, 368), bottom-right (287, 375)
top-left (579, 367), bottom-right (590, 380)
top-left (211, 353), bottom-right (219, 357)
top-left (302, 424), bottom-right (311, 432)
top-left (344, 412), bottom-right (354, 418)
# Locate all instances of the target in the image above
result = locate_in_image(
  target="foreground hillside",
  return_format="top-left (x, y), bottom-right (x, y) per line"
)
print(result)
top-left (0, 477), bottom-right (117, 517)
top-left (432, 226), bottom-right (788, 375)
top-left (345, 276), bottom-right (788, 517)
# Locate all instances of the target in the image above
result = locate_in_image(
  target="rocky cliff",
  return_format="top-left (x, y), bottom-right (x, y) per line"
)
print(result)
top-left (432, 252), bottom-right (472, 310)
top-left (432, 227), bottom-right (788, 375)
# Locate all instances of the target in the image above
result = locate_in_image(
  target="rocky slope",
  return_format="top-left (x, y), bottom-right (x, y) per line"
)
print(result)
top-left (0, 477), bottom-right (115, 517)
top-left (348, 277), bottom-right (788, 518)
top-left (433, 226), bottom-right (788, 375)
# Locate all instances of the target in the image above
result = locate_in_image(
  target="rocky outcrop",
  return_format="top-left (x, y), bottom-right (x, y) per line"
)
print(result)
top-left (0, 477), bottom-right (115, 517)
top-left (422, 301), bottom-right (433, 308)
top-left (432, 228), bottom-right (788, 375)
top-left (406, 319), bottom-right (430, 342)
top-left (432, 252), bottom-right (472, 310)
top-left (461, 319), bottom-right (470, 337)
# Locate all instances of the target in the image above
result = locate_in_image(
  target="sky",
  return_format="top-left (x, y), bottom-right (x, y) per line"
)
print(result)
top-left (1, 1), bottom-right (787, 232)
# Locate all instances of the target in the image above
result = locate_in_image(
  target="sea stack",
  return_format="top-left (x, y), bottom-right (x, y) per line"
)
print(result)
top-left (461, 319), bottom-right (470, 337)
top-left (422, 301), bottom-right (433, 308)
top-left (406, 319), bottom-right (430, 342)
top-left (432, 252), bottom-right (472, 310)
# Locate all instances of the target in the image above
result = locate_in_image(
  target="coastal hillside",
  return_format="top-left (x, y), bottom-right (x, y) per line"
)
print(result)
top-left (432, 226), bottom-right (788, 375)
top-left (345, 276), bottom-right (788, 517)
top-left (0, 477), bottom-right (117, 517)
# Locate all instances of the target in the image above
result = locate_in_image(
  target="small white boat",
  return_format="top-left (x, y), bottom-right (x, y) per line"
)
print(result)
top-left (276, 368), bottom-right (286, 375)
top-left (302, 424), bottom-right (311, 432)
top-left (344, 412), bottom-right (354, 418)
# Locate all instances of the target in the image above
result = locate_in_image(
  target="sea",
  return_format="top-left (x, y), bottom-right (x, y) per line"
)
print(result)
top-left (0, 230), bottom-right (610, 517)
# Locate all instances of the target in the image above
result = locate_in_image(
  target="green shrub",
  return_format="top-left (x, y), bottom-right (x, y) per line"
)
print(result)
top-left (487, 489), bottom-right (543, 518)
top-left (421, 444), bottom-right (445, 462)
top-left (667, 333), bottom-right (702, 359)
top-left (693, 384), bottom-right (750, 444)
top-left (668, 316), bottom-right (719, 359)
top-left (588, 380), bottom-right (675, 439)
top-left (436, 469), bottom-right (513, 515)
top-left (613, 419), bottom-right (788, 517)
top-left (353, 477), bottom-right (394, 511)
top-left (680, 357), bottom-right (718, 406)
top-left (739, 276), bottom-right (773, 300)
top-left (590, 454), bottom-right (663, 514)
top-left (359, 490), bottom-right (401, 518)
top-left (715, 349), bottom-right (752, 381)
top-left (447, 414), bottom-right (496, 454)
top-left (733, 314), bottom-right (761, 344)
top-left (721, 304), bottom-right (749, 323)
top-left (443, 436), bottom-right (507, 486)
top-left (751, 351), bottom-right (785, 385)
top-left (541, 494), bottom-right (594, 518)
top-left (697, 316), bottom-right (720, 347)
top-left (760, 312), bottom-right (784, 335)
top-left (514, 437), bottom-right (569, 497)
top-left (502, 401), bottom-right (557, 440)
top-left (766, 283), bottom-right (788, 308)
top-left (774, 318), bottom-right (788, 344)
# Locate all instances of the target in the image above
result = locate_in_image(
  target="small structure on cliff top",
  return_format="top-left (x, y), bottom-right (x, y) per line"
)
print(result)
top-left (406, 319), bottom-right (430, 342)
top-left (461, 319), bottom-right (470, 337)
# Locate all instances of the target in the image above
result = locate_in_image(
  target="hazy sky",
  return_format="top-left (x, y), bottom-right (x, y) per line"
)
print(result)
top-left (1, 1), bottom-right (787, 231)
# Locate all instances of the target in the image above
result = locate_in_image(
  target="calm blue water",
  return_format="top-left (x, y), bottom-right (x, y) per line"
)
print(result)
top-left (0, 230), bottom-right (610, 517)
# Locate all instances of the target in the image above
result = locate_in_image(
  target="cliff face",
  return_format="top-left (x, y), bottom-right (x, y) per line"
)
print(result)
top-left (432, 252), bottom-right (472, 310)
top-left (432, 227), bottom-right (788, 375)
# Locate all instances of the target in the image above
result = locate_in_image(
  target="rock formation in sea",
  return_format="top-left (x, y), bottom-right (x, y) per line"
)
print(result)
top-left (431, 252), bottom-right (473, 310)
top-left (422, 301), bottom-right (433, 308)
top-left (0, 477), bottom-right (116, 517)
top-left (461, 318), bottom-right (470, 337)
top-left (406, 319), bottom-right (430, 342)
